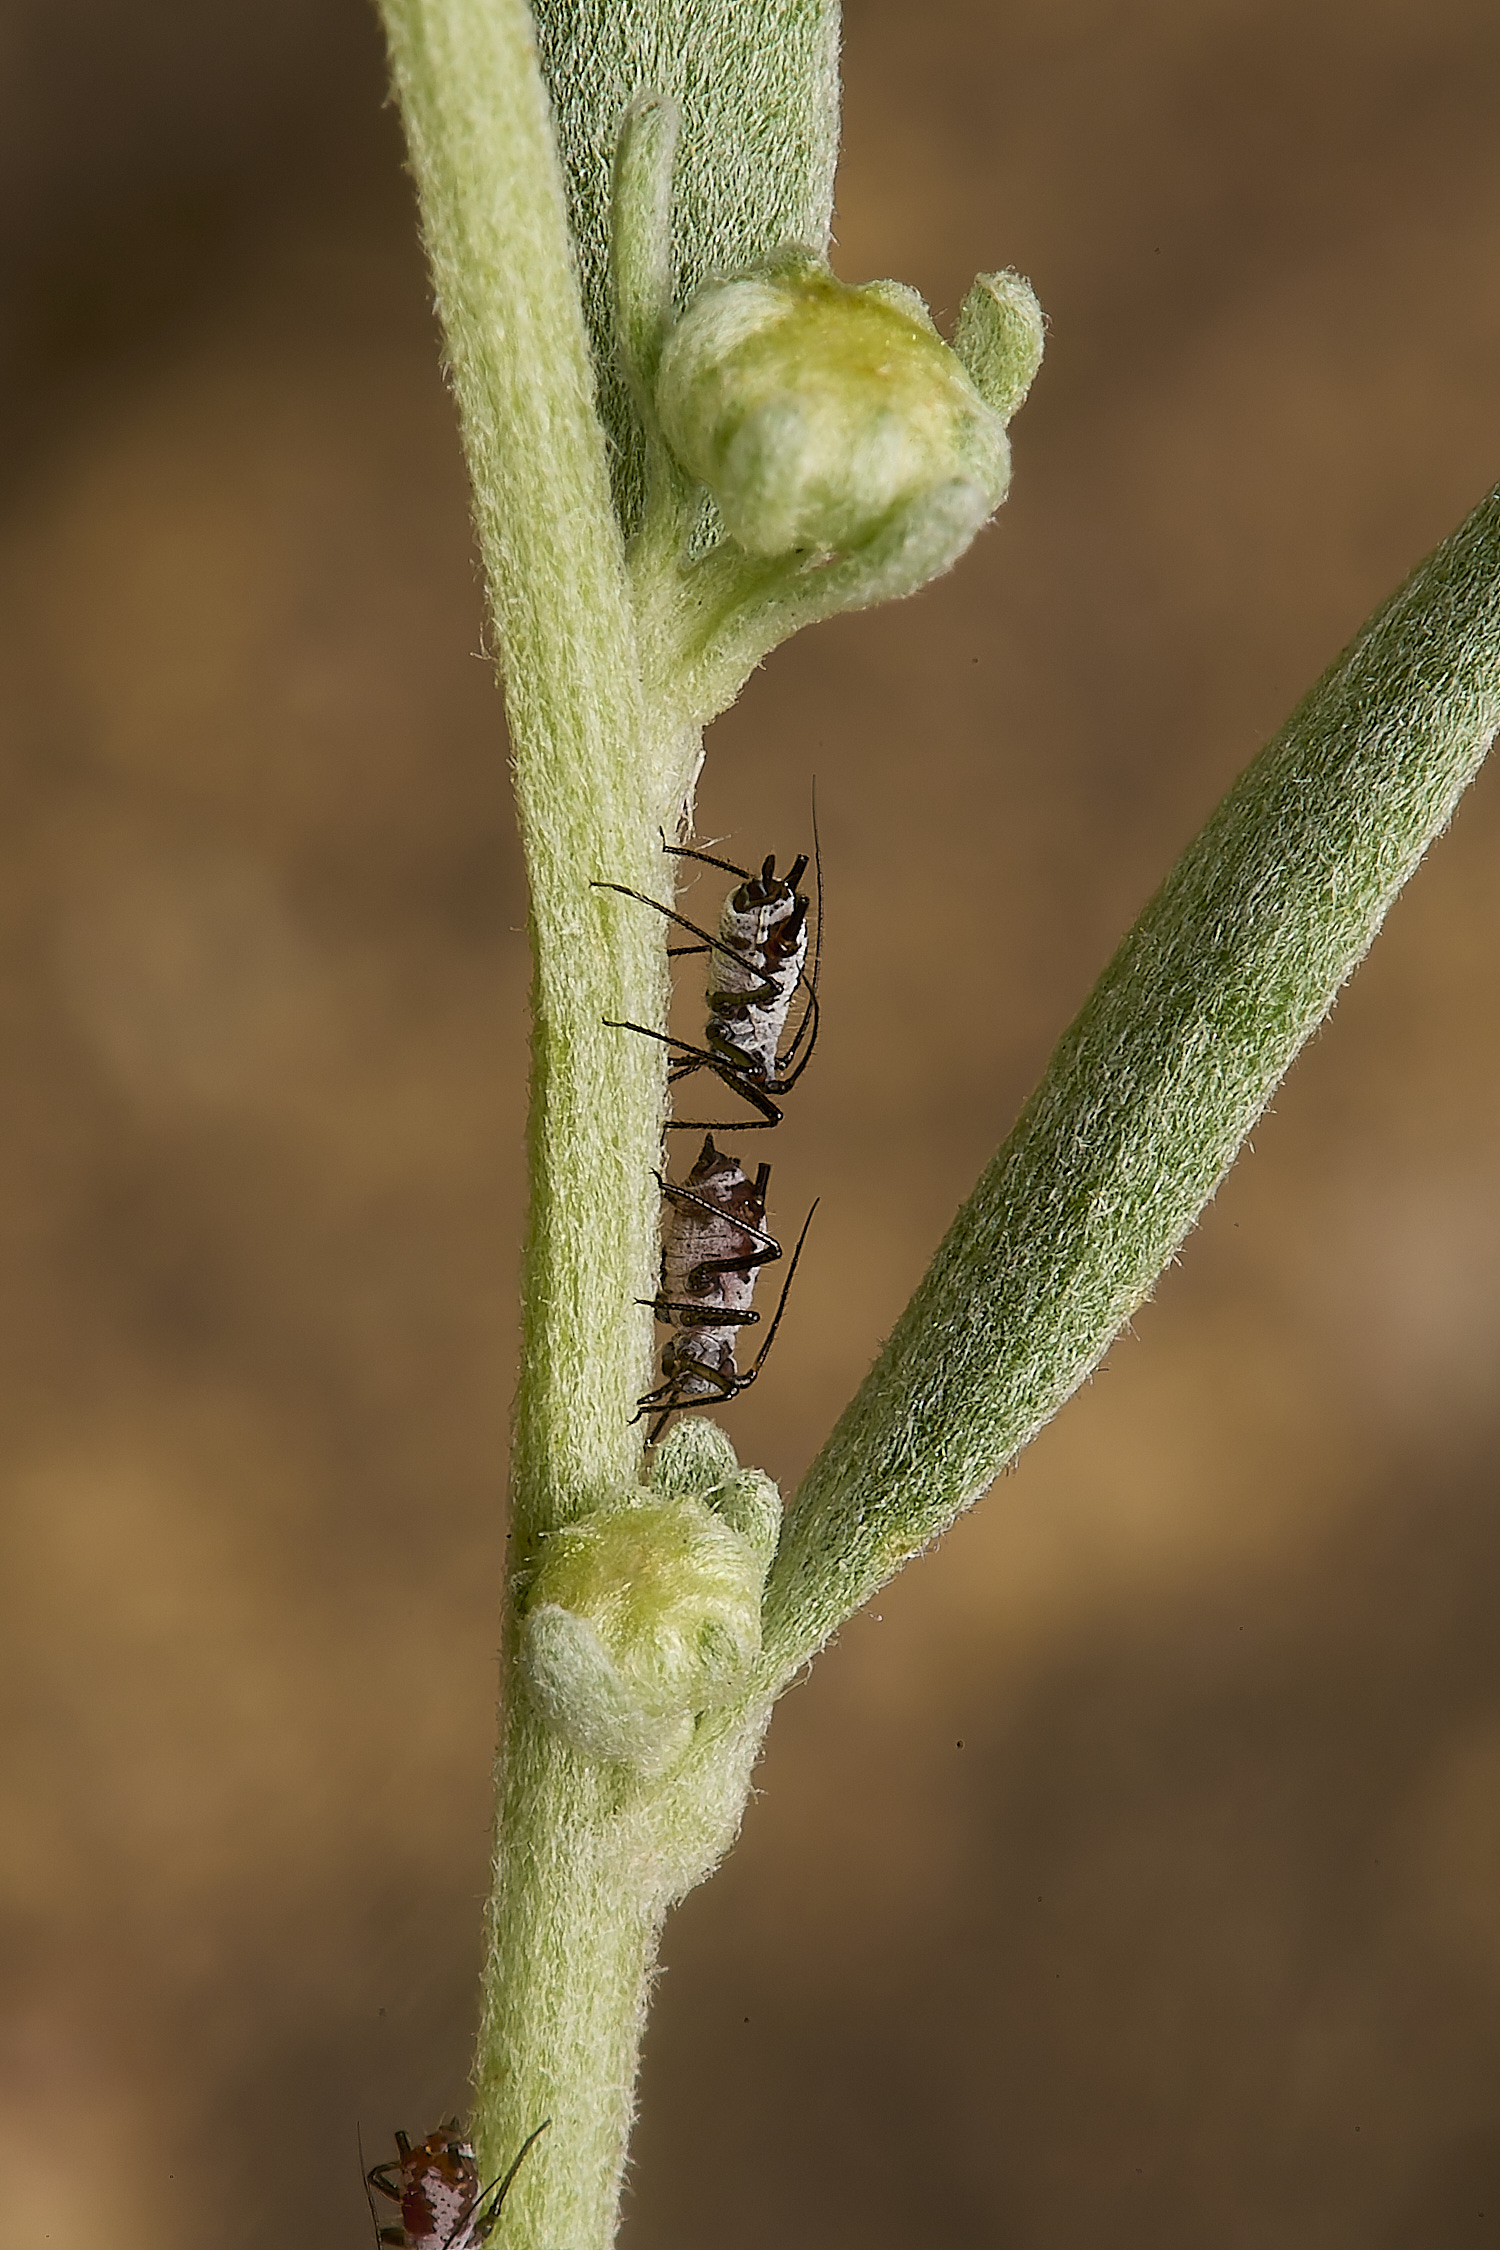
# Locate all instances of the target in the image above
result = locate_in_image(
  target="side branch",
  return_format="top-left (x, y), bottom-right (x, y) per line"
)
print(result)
top-left (762, 483), bottom-right (1500, 1684)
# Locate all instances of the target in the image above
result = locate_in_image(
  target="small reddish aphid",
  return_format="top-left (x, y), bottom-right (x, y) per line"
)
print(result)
top-left (637, 1133), bottom-right (814, 1439)
top-left (597, 833), bottom-right (821, 1130)
top-left (365, 2118), bottom-right (547, 2250)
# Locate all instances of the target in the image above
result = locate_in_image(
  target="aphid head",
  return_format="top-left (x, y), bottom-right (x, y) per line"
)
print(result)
top-left (733, 851), bottom-right (808, 914)
top-left (687, 1133), bottom-right (738, 1188)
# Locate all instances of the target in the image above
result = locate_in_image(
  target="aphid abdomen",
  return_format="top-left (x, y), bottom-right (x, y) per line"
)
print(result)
top-left (661, 1188), bottom-right (761, 1322)
top-left (704, 868), bottom-right (809, 1081)
top-left (660, 1140), bottom-right (772, 1331)
top-left (659, 1324), bottom-right (739, 1405)
top-left (642, 1136), bottom-right (782, 1428)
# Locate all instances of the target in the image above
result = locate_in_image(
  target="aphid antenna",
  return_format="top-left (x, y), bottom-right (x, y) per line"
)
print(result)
top-left (650, 1139), bottom-right (778, 1243)
top-left (660, 842), bottom-right (813, 950)
top-left (358, 2123), bottom-right (385, 2250)
top-left (664, 787), bottom-right (821, 976)
top-left (780, 784), bottom-right (824, 1072)
top-left (592, 881), bottom-right (786, 984)
top-left (473, 2118), bottom-right (552, 2233)
top-left (744, 1196), bottom-right (819, 1381)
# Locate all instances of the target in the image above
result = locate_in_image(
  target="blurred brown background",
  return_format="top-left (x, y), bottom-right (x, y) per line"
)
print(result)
top-left (2, 1), bottom-right (1499, 2242)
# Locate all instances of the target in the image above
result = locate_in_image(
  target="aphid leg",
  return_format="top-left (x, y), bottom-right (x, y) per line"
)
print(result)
top-left (637, 1357), bottom-right (747, 1441)
top-left (638, 1235), bottom-right (812, 1435)
top-left (635, 1358), bottom-right (749, 1407)
top-left (633, 1359), bottom-right (739, 1423)
top-left (603, 1020), bottom-right (789, 1130)
top-left (664, 1050), bottom-right (787, 1128)
top-left (592, 883), bottom-right (786, 1000)
top-left (608, 1022), bottom-right (788, 1094)
top-left (635, 1207), bottom-right (815, 1436)
top-left (359, 2127), bottom-right (390, 2250)
top-left (646, 1396), bottom-right (699, 1443)
top-left (592, 881), bottom-right (721, 953)
top-left (661, 839), bottom-right (753, 883)
top-left (664, 1076), bottom-right (785, 1129)
top-left (776, 981), bottom-right (821, 1084)
top-left (654, 1167), bottom-right (783, 1283)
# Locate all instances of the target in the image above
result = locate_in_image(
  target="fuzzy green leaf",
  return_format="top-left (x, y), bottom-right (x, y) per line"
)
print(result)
top-left (763, 481), bottom-right (1500, 1681)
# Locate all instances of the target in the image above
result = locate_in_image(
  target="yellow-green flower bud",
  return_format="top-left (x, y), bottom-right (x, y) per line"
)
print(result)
top-left (655, 254), bottom-right (1012, 559)
top-left (520, 1486), bottom-right (769, 1775)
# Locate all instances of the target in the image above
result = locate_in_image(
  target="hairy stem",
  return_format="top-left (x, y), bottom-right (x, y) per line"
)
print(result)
top-left (763, 481), bottom-right (1500, 1680)
top-left (378, 0), bottom-right (665, 1535)
top-left (472, 1721), bottom-right (662, 2250)
top-left (376, 1), bottom-right (674, 2232)
top-left (374, 5), bottom-right (851, 2240)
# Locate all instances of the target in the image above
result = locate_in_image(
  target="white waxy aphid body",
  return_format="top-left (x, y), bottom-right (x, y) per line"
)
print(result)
top-left (705, 857), bottom-right (810, 1085)
top-left (639, 1136), bottom-right (784, 1436)
top-left (593, 841), bottom-right (818, 1131)
top-left (639, 1138), bottom-right (818, 1439)
top-left (655, 1137), bottom-right (778, 1408)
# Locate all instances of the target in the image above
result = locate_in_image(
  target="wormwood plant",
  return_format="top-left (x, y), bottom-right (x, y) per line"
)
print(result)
top-left (372, 1), bottom-right (1500, 2243)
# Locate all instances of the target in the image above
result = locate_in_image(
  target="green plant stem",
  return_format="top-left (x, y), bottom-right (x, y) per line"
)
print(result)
top-left (473, 1726), bottom-right (661, 2250)
top-left (373, 2), bottom-right (849, 2236)
top-left (375, 4), bottom-right (685, 2234)
top-left (473, 1692), bottom-right (773, 2250)
top-left (378, 0), bottom-right (667, 1546)
top-left (763, 481), bottom-right (1500, 1682)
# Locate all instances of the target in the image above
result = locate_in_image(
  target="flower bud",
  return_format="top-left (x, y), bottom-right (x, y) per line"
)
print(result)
top-left (655, 253), bottom-right (1012, 559)
top-left (646, 1416), bottom-right (782, 1565)
top-left (519, 1485), bottom-right (769, 1775)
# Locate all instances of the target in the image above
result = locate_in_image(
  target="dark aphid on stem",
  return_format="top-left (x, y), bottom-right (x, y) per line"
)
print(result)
top-left (638, 1133), bottom-right (815, 1440)
top-left (365, 2118), bottom-right (548, 2250)
top-left (596, 830), bottom-right (821, 1129)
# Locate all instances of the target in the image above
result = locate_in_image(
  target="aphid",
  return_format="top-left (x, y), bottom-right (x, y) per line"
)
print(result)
top-left (596, 833), bottom-right (821, 1130)
top-left (637, 1133), bottom-right (814, 1439)
top-left (365, 2117), bottom-right (548, 2250)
